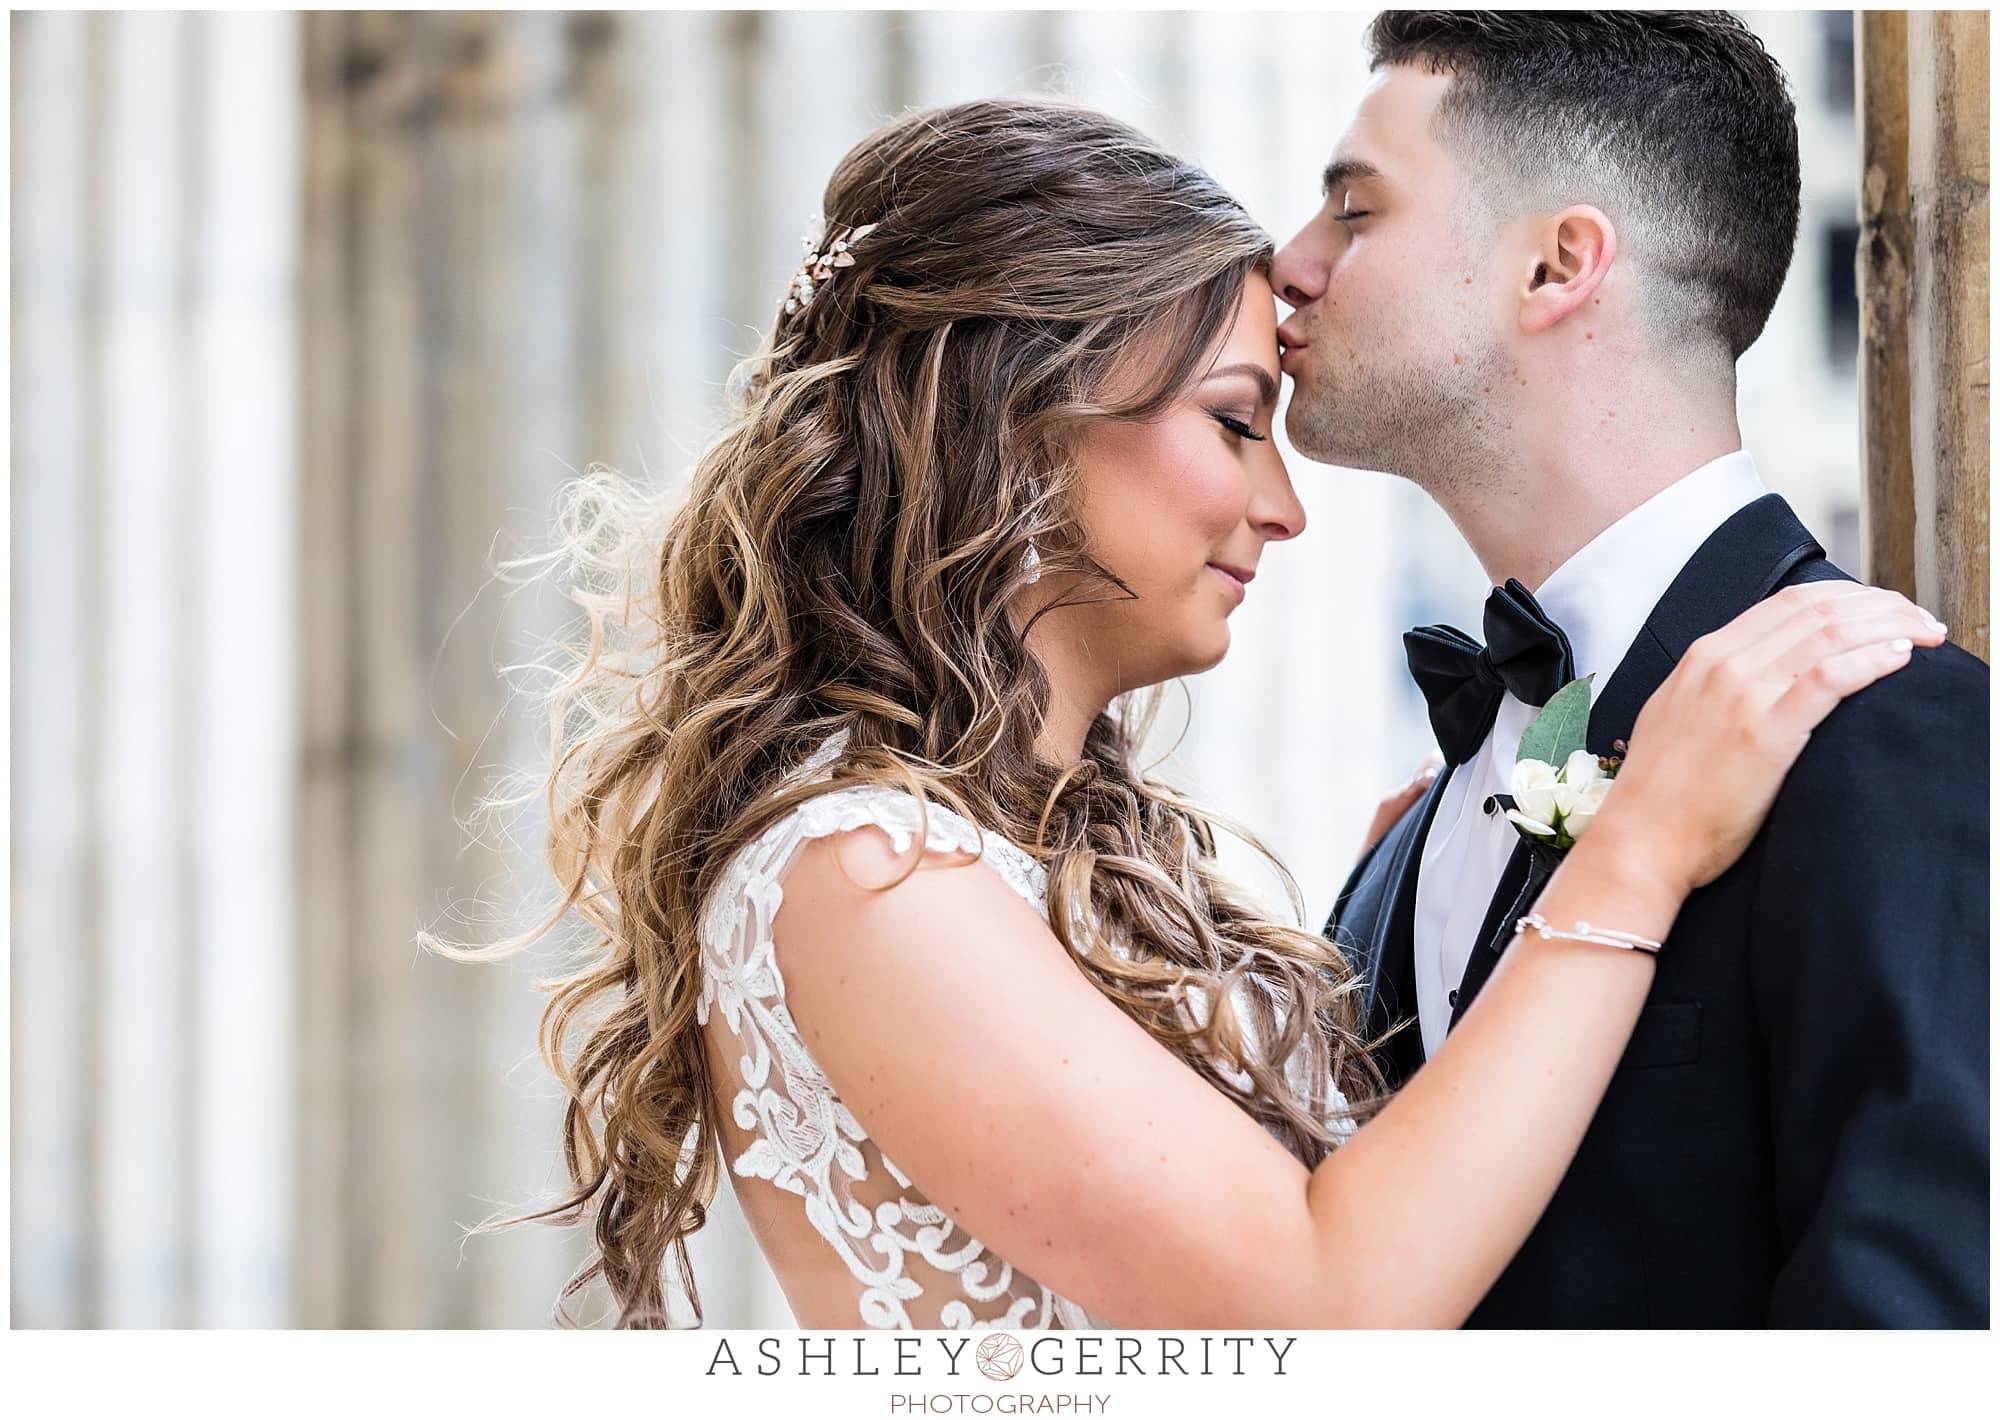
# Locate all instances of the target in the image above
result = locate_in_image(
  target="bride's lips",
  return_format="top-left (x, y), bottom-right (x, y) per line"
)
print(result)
top-left (1207, 563), bottom-right (1254, 599)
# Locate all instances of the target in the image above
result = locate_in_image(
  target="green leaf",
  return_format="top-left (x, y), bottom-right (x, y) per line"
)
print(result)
top-left (1517, 675), bottom-right (1595, 767)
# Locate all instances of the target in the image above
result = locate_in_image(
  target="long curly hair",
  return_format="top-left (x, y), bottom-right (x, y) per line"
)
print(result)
top-left (431, 97), bottom-right (1387, 1329)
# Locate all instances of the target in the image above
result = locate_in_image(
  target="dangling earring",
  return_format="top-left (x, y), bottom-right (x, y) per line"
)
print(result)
top-left (1021, 540), bottom-right (1043, 584)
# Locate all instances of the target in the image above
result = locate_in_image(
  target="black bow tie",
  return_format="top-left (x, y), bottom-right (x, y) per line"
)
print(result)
top-left (1405, 579), bottom-right (1577, 766)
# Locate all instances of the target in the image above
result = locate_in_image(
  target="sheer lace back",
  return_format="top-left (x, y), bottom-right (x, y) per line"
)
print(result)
top-left (697, 735), bottom-right (1095, 1328)
top-left (695, 733), bottom-right (1350, 1328)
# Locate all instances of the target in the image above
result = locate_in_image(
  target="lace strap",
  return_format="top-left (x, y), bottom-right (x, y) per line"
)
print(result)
top-left (699, 784), bottom-right (1047, 1021)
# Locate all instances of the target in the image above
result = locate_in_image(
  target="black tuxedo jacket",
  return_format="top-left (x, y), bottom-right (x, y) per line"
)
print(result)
top-left (1328, 494), bottom-right (1990, 1327)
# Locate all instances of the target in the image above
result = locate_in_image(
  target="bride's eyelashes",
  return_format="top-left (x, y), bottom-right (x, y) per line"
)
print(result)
top-left (1332, 209), bottom-right (1372, 225)
top-left (1210, 412), bottom-right (1268, 443)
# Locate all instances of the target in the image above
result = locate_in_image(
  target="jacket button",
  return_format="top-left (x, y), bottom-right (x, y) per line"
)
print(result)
top-left (1447, 989), bottom-right (1460, 1008)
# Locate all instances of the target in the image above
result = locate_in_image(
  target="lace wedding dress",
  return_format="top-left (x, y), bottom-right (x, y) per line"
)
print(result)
top-left (695, 731), bottom-right (1353, 1329)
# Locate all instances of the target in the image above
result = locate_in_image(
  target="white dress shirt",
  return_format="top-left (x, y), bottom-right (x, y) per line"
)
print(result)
top-left (1410, 450), bottom-right (1769, 1058)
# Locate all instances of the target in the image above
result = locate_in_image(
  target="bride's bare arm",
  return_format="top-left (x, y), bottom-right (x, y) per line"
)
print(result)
top-left (771, 583), bottom-right (1942, 1327)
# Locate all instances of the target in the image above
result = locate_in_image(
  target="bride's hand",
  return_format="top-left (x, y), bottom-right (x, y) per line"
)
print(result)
top-left (1360, 757), bottom-right (1444, 857)
top-left (1587, 582), bottom-right (1946, 898)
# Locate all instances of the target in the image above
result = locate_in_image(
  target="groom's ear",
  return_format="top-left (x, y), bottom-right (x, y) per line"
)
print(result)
top-left (1517, 206), bottom-right (1617, 336)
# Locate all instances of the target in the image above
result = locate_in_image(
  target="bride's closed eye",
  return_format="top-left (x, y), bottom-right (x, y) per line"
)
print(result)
top-left (1211, 412), bottom-right (1268, 442)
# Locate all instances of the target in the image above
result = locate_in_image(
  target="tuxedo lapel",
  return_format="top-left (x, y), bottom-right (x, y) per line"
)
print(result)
top-left (1445, 815), bottom-right (1572, 1032)
top-left (1334, 763), bottom-right (1454, 1083)
top-left (1449, 838), bottom-right (1533, 1031)
top-left (1588, 493), bottom-right (1833, 755)
top-left (1444, 494), bottom-right (1832, 1031)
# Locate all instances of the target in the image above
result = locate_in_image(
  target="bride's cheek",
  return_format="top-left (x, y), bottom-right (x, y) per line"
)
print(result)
top-left (1156, 439), bottom-right (1245, 541)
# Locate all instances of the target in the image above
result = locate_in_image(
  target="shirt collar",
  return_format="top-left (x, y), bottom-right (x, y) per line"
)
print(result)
top-left (1530, 450), bottom-right (1768, 685)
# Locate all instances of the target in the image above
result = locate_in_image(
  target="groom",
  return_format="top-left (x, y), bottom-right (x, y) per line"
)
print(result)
top-left (1283, 12), bottom-right (1989, 1327)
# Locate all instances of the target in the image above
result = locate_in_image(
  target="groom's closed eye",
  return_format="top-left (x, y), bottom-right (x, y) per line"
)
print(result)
top-left (1321, 158), bottom-right (1383, 229)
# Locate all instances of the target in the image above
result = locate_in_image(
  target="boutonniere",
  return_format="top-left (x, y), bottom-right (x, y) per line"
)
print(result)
top-left (1491, 676), bottom-right (1625, 851)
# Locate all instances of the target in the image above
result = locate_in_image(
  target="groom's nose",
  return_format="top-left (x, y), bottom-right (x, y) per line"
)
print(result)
top-left (1271, 231), bottom-right (1324, 311)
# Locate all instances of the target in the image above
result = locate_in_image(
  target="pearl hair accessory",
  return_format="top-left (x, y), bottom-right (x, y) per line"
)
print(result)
top-left (783, 213), bottom-right (879, 318)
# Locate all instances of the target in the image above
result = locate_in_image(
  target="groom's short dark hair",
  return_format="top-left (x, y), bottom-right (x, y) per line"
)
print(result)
top-left (1368, 10), bottom-right (1801, 361)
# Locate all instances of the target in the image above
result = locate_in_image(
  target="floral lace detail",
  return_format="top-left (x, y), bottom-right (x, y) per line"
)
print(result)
top-left (698, 735), bottom-right (1090, 1328)
top-left (696, 732), bottom-right (1349, 1329)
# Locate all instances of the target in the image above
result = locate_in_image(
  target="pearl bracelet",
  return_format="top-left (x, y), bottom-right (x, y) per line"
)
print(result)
top-left (1513, 911), bottom-right (1664, 955)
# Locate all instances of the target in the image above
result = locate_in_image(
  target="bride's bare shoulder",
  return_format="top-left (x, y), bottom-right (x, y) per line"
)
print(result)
top-left (792, 812), bottom-right (983, 896)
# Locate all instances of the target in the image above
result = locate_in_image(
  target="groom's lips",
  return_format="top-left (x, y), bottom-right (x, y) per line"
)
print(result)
top-left (1277, 325), bottom-right (1308, 371)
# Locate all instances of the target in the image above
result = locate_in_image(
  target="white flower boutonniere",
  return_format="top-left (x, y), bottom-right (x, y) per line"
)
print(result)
top-left (1494, 676), bottom-right (1624, 852)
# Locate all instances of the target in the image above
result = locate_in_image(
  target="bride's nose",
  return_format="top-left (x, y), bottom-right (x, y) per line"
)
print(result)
top-left (1249, 455), bottom-right (1307, 542)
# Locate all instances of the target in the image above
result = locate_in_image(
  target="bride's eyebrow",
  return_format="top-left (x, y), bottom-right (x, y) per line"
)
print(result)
top-left (1320, 157), bottom-right (1383, 198)
top-left (1203, 363), bottom-right (1278, 406)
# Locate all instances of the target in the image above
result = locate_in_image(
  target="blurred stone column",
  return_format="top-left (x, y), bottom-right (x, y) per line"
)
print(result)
top-left (1857, 11), bottom-right (1917, 602)
top-left (10, 6), bottom-right (110, 1328)
top-left (1858, 9), bottom-right (1989, 660)
top-left (299, 7), bottom-right (421, 1328)
top-left (1905, 10), bottom-right (1989, 660)
top-left (298, 9), bottom-right (640, 1326)
top-left (12, 9), bottom-right (300, 1327)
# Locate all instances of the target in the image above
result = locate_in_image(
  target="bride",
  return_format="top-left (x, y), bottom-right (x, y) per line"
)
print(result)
top-left (447, 98), bottom-right (1941, 1329)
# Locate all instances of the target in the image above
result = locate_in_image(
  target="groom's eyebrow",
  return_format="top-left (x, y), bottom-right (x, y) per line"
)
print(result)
top-left (1204, 363), bottom-right (1279, 406)
top-left (1321, 158), bottom-right (1382, 197)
